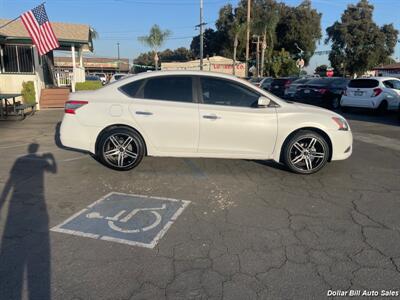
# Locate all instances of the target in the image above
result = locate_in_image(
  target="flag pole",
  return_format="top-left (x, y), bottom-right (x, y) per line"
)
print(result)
top-left (0, 2), bottom-right (46, 30)
top-left (0, 16), bottom-right (20, 30)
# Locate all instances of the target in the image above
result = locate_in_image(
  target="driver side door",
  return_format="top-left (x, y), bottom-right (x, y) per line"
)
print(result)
top-left (197, 76), bottom-right (278, 159)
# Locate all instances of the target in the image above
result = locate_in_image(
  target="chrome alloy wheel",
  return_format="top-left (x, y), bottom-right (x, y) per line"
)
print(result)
top-left (102, 133), bottom-right (139, 168)
top-left (289, 137), bottom-right (326, 172)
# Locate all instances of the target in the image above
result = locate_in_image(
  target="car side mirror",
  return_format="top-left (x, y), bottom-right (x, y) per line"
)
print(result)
top-left (258, 96), bottom-right (270, 107)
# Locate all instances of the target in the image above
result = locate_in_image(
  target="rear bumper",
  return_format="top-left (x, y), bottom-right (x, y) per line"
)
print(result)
top-left (328, 129), bottom-right (353, 161)
top-left (60, 114), bottom-right (96, 153)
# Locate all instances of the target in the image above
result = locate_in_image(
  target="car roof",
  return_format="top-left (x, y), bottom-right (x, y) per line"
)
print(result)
top-left (126, 70), bottom-right (250, 82)
top-left (352, 77), bottom-right (400, 81)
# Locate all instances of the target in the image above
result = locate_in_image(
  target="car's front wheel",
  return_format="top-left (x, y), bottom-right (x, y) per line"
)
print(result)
top-left (98, 127), bottom-right (145, 171)
top-left (282, 130), bottom-right (330, 174)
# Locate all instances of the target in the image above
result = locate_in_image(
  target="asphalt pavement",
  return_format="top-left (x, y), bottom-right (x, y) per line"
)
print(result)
top-left (0, 110), bottom-right (399, 300)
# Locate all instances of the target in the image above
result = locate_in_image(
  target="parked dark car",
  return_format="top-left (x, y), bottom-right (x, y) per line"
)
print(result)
top-left (294, 77), bottom-right (349, 109)
top-left (284, 78), bottom-right (312, 100)
top-left (269, 77), bottom-right (298, 97)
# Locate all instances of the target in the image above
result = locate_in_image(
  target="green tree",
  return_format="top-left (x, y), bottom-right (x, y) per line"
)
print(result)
top-left (315, 64), bottom-right (328, 75)
top-left (230, 19), bottom-right (247, 75)
top-left (190, 28), bottom-right (222, 58)
top-left (251, 0), bottom-right (279, 76)
top-left (325, 0), bottom-right (398, 76)
top-left (275, 0), bottom-right (322, 66)
top-left (138, 24), bottom-right (172, 70)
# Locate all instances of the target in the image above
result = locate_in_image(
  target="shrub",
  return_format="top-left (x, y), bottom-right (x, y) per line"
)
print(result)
top-left (21, 81), bottom-right (36, 104)
top-left (75, 81), bottom-right (103, 91)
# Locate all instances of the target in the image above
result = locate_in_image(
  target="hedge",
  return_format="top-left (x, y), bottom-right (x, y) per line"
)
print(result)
top-left (75, 81), bottom-right (103, 91)
top-left (21, 81), bottom-right (36, 104)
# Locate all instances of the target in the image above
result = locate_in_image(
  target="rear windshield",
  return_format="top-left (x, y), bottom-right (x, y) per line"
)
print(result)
top-left (348, 79), bottom-right (379, 88)
top-left (292, 78), bottom-right (310, 84)
top-left (272, 78), bottom-right (291, 85)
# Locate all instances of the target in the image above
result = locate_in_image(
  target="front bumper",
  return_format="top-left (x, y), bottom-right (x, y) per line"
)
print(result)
top-left (328, 129), bottom-right (353, 161)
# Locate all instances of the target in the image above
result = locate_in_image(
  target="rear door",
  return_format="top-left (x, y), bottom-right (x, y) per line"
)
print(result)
top-left (124, 75), bottom-right (199, 154)
top-left (197, 76), bottom-right (277, 158)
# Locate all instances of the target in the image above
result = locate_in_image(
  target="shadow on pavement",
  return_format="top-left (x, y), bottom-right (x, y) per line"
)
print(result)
top-left (0, 143), bottom-right (57, 300)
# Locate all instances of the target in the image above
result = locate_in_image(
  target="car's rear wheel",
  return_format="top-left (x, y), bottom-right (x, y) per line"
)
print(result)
top-left (376, 101), bottom-right (388, 115)
top-left (282, 130), bottom-right (330, 174)
top-left (98, 127), bottom-right (145, 171)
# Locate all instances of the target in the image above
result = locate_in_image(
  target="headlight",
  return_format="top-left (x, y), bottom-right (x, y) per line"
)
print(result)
top-left (332, 117), bottom-right (349, 131)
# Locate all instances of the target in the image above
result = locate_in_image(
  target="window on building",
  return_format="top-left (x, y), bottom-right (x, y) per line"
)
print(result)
top-left (1, 45), bottom-right (35, 74)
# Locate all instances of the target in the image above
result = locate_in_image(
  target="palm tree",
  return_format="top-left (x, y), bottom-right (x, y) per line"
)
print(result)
top-left (138, 25), bottom-right (172, 70)
top-left (230, 20), bottom-right (246, 76)
top-left (252, 8), bottom-right (279, 77)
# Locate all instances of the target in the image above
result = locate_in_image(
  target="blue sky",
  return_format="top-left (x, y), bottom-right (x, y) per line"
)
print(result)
top-left (1, 0), bottom-right (400, 71)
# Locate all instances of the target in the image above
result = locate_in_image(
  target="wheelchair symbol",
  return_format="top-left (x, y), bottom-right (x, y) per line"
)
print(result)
top-left (86, 204), bottom-right (167, 233)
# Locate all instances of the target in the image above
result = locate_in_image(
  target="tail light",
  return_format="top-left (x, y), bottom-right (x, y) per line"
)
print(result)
top-left (65, 100), bottom-right (88, 114)
top-left (343, 89), bottom-right (347, 96)
top-left (372, 88), bottom-right (382, 97)
top-left (318, 88), bottom-right (328, 94)
top-left (284, 80), bottom-right (291, 89)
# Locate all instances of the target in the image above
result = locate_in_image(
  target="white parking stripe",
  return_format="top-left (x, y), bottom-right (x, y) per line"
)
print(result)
top-left (354, 133), bottom-right (400, 152)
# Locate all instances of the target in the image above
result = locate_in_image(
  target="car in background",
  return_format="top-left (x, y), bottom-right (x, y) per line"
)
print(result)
top-left (284, 78), bottom-right (312, 100)
top-left (294, 77), bottom-right (348, 109)
top-left (93, 73), bottom-right (107, 85)
top-left (269, 77), bottom-right (298, 98)
top-left (60, 71), bottom-right (352, 175)
top-left (85, 75), bottom-right (102, 82)
top-left (110, 73), bottom-right (128, 83)
top-left (248, 77), bottom-right (265, 87)
top-left (341, 77), bottom-right (400, 113)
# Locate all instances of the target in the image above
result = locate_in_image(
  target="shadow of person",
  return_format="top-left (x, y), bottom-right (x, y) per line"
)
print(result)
top-left (0, 143), bottom-right (57, 300)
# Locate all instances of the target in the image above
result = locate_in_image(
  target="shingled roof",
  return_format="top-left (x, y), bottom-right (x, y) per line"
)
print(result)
top-left (0, 19), bottom-right (91, 43)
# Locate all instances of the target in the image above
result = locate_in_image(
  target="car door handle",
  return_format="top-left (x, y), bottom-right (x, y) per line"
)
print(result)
top-left (202, 114), bottom-right (220, 120)
top-left (135, 111), bottom-right (153, 116)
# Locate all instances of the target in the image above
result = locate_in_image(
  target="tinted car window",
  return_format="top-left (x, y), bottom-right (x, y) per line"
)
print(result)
top-left (143, 76), bottom-right (193, 102)
top-left (292, 78), bottom-right (309, 84)
top-left (348, 79), bottom-right (379, 88)
top-left (391, 80), bottom-right (400, 90)
top-left (331, 79), bottom-right (348, 88)
top-left (383, 80), bottom-right (394, 89)
top-left (201, 77), bottom-right (260, 108)
top-left (119, 79), bottom-right (144, 97)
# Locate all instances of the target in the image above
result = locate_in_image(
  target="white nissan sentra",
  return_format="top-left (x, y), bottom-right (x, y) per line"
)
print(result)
top-left (60, 71), bottom-right (352, 174)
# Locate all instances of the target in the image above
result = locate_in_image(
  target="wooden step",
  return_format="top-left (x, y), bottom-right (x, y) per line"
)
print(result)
top-left (40, 88), bottom-right (70, 108)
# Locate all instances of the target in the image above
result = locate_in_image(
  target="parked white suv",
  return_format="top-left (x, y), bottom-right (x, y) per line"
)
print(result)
top-left (341, 77), bottom-right (400, 113)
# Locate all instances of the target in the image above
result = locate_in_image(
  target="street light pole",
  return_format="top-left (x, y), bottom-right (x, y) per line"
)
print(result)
top-left (245, 0), bottom-right (251, 77)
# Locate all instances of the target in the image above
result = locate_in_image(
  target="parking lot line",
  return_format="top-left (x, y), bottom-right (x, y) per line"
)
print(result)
top-left (354, 133), bottom-right (400, 152)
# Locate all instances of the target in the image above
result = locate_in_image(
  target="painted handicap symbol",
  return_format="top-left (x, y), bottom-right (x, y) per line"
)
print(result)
top-left (86, 204), bottom-right (167, 233)
top-left (51, 193), bottom-right (190, 248)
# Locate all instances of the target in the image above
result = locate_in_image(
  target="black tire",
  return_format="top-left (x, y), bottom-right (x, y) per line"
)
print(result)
top-left (376, 101), bottom-right (388, 115)
top-left (97, 127), bottom-right (145, 171)
top-left (282, 130), bottom-right (330, 175)
top-left (331, 97), bottom-right (340, 109)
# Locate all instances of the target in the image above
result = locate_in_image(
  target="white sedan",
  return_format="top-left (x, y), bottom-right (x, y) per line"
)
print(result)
top-left (61, 71), bottom-right (353, 174)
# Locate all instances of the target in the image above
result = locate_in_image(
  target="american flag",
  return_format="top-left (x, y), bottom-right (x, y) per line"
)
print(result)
top-left (21, 4), bottom-right (59, 56)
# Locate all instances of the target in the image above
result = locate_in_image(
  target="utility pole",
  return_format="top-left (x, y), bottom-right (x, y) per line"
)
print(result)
top-left (200, 0), bottom-right (204, 70)
top-left (117, 42), bottom-right (120, 72)
top-left (252, 35), bottom-right (260, 77)
top-left (245, 0), bottom-right (251, 77)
